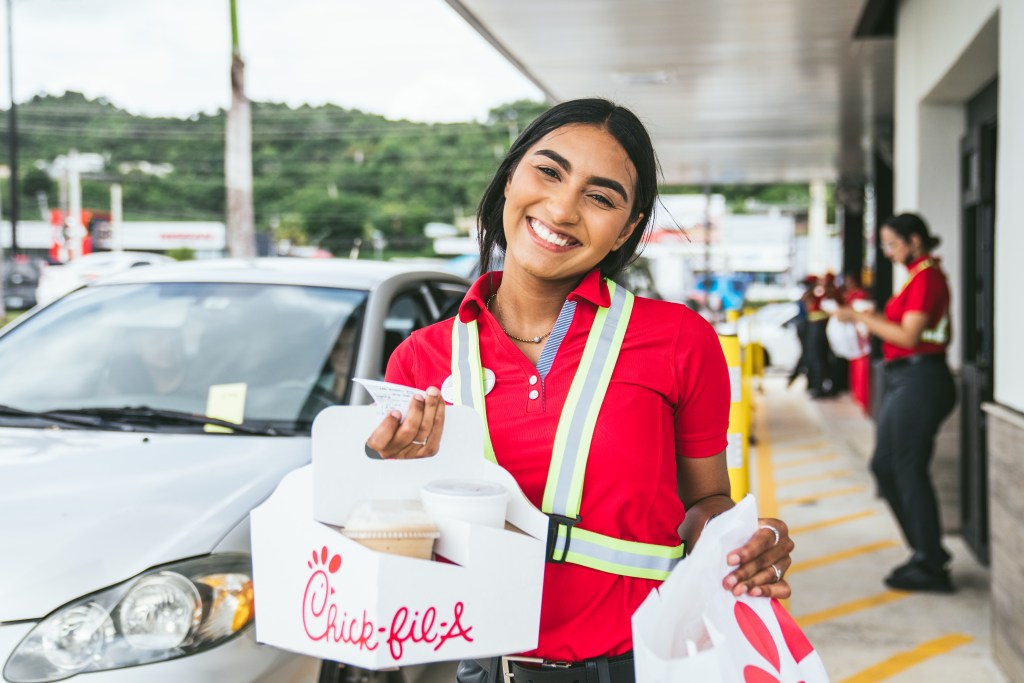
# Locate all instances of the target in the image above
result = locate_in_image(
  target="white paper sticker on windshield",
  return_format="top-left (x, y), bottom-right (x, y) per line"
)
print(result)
top-left (205, 383), bottom-right (247, 433)
top-left (353, 378), bottom-right (426, 422)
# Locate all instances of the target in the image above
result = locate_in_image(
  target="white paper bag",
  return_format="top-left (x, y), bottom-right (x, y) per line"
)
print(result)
top-left (825, 317), bottom-right (870, 360)
top-left (632, 496), bottom-right (830, 683)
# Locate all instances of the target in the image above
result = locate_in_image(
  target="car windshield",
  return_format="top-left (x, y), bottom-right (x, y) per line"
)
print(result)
top-left (0, 281), bottom-right (367, 434)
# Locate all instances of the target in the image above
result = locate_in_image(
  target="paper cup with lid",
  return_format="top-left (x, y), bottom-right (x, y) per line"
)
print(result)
top-left (420, 478), bottom-right (510, 529)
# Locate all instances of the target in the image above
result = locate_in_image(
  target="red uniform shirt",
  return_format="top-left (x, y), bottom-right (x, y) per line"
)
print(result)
top-left (883, 256), bottom-right (951, 361)
top-left (386, 269), bottom-right (730, 661)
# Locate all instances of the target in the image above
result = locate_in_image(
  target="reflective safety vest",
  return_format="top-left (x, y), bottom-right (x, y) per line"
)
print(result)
top-left (449, 280), bottom-right (686, 580)
top-left (899, 258), bottom-right (950, 346)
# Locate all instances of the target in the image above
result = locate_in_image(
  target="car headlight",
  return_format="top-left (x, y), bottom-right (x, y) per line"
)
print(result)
top-left (4, 554), bottom-right (254, 683)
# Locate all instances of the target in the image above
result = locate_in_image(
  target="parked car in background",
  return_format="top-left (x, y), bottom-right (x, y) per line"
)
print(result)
top-left (2, 255), bottom-right (44, 310)
top-left (716, 301), bottom-right (801, 370)
top-left (0, 258), bottom-right (467, 683)
top-left (34, 250), bottom-right (175, 306)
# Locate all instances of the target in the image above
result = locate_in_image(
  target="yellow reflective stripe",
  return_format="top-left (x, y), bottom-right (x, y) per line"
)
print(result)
top-left (566, 289), bottom-right (632, 516)
top-left (449, 321), bottom-right (462, 402)
top-left (466, 320), bottom-right (496, 462)
top-left (558, 527), bottom-right (685, 580)
top-left (565, 526), bottom-right (685, 559)
top-left (562, 554), bottom-right (674, 581)
top-left (896, 258), bottom-right (933, 296)
top-left (921, 313), bottom-right (949, 344)
top-left (450, 319), bottom-right (495, 462)
top-left (452, 282), bottom-right (684, 578)
top-left (543, 286), bottom-right (612, 514)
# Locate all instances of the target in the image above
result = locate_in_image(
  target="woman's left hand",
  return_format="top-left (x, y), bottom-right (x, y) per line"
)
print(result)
top-left (723, 517), bottom-right (794, 598)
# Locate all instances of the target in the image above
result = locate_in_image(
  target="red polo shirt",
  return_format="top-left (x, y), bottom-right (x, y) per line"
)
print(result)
top-left (386, 269), bottom-right (729, 661)
top-left (883, 256), bottom-right (951, 361)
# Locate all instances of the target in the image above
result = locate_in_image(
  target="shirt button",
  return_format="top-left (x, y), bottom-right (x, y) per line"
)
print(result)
top-left (529, 389), bottom-right (539, 400)
top-left (529, 375), bottom-right (538, 385)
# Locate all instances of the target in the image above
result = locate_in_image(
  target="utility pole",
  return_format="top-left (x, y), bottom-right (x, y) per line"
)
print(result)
top-left (110, 183), bottom-right (122, 251)
top-left (67, 149), bottom-right (84, 259)
top-left (1, 175), bottom-right (6, 320)
top-left (225, 0), bottom-right (256, 258)
top-left (6, 0), bottom-right (18, 254)
top-left (703, 182), bottom-right (714, 321)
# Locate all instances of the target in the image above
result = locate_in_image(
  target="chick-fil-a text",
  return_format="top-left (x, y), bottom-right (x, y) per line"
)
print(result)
top-left (302, 569), bottom-right (378, 651)
top-left (387, 602), bottom-right (474, 659)
top-left (301, 567), bottom-right (474, 661)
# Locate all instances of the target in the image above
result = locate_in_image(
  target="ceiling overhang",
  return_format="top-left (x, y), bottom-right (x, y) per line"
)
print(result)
top-left (446, 0), bottom-right (893, 186)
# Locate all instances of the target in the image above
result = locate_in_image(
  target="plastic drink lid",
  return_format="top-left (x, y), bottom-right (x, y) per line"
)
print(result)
top-left (343, 499), bottom-right (440, 538)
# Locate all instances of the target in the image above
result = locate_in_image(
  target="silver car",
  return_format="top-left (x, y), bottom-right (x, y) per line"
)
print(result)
top-left (0, 258), bottom-right (467, 683)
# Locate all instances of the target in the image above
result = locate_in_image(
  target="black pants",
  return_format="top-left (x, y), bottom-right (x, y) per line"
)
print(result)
top-left (805, 320), bottom-right (830, 393)
top-left (456, 656), bottom-right (633, 683)
top-left (871, 357), bottom-right (957, 571)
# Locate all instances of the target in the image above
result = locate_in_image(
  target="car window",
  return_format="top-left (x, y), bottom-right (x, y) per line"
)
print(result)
top-left (429, 282), bottom-right (469, 320)
top-left (0, 282), bottom-right (368, 433)
top-left (381, 289), bottom-right (434, 375)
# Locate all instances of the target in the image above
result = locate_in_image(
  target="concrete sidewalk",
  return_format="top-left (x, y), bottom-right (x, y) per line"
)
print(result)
top-left (752, 375), bottom-right (1007, 682)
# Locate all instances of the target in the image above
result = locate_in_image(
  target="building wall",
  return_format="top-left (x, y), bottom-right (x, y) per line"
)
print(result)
top-left (990, 9), bottom-right (1024, 674)
top-left (894, 1), bottom-right (998, 373)
top-left (895, 2), bottom-right (1024, 680)
top-left (985, 404), bottom-right (1024, 683)
top-left (996, 1), bottom-right (1024, 412)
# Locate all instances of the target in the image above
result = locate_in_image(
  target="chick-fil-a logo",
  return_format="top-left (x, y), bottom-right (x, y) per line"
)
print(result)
top-left (301, 546), bottom-right (474, 661)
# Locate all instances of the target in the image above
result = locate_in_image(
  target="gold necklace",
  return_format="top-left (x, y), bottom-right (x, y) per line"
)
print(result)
top-left (486, 292), bottom-right (553, 344)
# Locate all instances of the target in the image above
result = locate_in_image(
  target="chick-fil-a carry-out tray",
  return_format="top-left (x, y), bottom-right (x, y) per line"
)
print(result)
top-left (250, 405), bottom-right (548, 669)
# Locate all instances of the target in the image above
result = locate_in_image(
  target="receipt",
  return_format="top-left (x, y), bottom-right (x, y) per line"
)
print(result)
top-left (353, 378), bottom-right (426, 422)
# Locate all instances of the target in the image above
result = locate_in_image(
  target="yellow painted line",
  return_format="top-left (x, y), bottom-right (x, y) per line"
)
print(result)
top-left (774, 453), bottom-right (840, 470)
top-left (754, 398), bottom-right (788, 610)
top-left (790, 509), bottom-right (878, 535)
top-left (788, 540), bottom-right (899, 574)
top-left (778, 485), bottom-right (867, 507)
top-left (753, 396), bottom-right (778, 519)
top-left (796, 590), bottom-right (909, 628)
top-left (771, 439), bottom-right (830, 452)
top-left (838, 634), bottom-right (974, 683)
top-left (776, 469), bottom-right (852, 487)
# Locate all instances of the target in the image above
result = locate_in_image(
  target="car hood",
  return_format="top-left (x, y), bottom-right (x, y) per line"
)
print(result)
top-left (0, 426), bottom-right (310, 621)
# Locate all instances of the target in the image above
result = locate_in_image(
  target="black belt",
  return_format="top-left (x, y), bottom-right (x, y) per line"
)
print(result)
top-left (477, 651), bottom-right (634, 683)
top-left (884, 353), bottom-right (946, 370)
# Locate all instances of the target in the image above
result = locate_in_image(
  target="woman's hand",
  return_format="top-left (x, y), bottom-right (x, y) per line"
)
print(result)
top-left (723, 517), bottom-right (794, 598)
top-left (365, 386), bottom-right (445, 459)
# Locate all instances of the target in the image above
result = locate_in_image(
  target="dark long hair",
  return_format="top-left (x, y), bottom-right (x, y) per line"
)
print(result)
top-left (884, 213), bottom-right (941, 252)
top-left (476, 98), bottom-right (660, 279)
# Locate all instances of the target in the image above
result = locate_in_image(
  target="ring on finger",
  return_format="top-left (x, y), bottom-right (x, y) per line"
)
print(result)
top-left (760, 524), bottom-right (781, 546)
top-left (410, 439), bottom-right (427, 446)
top-left (770, 563), bottom-right (783, 583)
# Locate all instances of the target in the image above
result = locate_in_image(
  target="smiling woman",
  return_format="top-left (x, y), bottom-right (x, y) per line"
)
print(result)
top-left (365, 99), bottom-right (797, 683)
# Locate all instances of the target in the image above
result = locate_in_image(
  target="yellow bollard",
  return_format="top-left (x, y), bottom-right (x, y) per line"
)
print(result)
top-left (752, 342), bottom-right (765, 377)
top-left (719, 334), bottom-right (749, 501)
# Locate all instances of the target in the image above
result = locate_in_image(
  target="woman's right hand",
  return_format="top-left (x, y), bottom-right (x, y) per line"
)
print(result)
top-left (365, 386), bottom-right (445, 459)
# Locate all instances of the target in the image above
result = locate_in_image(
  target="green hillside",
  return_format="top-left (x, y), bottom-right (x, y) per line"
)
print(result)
top-left (0, 92), bottom-right (547, 253)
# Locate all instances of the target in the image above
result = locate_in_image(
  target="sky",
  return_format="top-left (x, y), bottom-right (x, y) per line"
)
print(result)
top-left (1, 0), bottom-right (545, 122)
